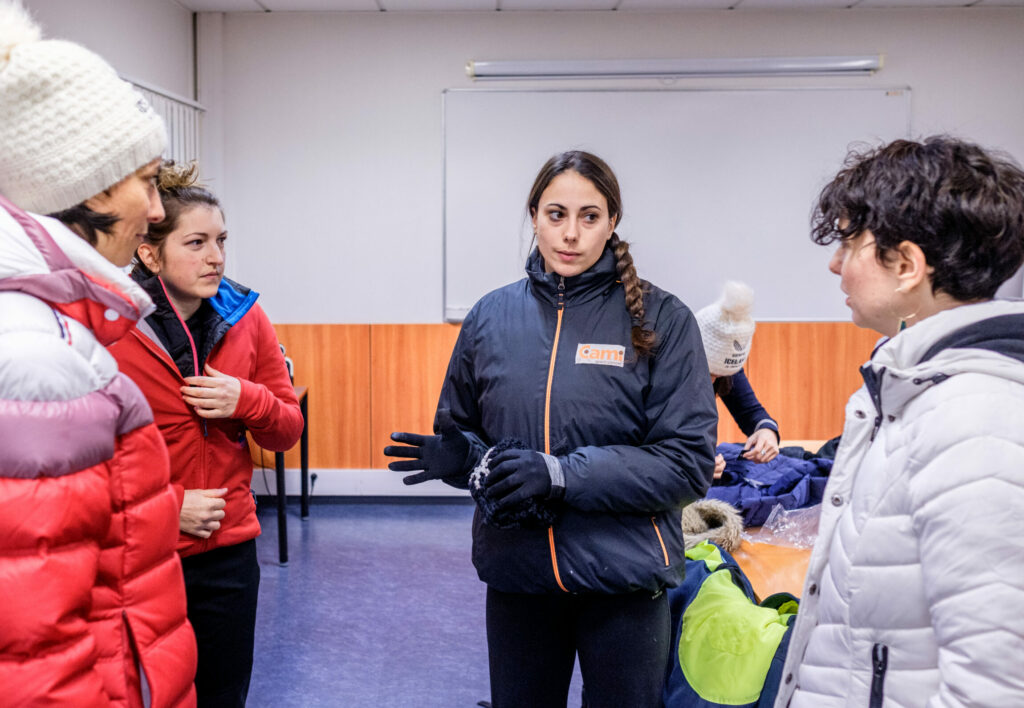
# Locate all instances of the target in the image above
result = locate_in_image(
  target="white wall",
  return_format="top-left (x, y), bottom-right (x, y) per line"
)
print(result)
top-left (211, 8), bottom-right (1024, 324)
top-left (24, 0), bottom-right (195, 98)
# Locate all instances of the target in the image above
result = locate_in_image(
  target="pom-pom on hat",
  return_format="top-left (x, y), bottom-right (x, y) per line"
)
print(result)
top-left (0, 1), bottom-right (166, 214)
top-left (696, 281), bottom-right (756, 377)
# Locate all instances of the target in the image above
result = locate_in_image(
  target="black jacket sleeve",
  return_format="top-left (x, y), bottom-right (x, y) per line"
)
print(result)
top-left (435, 308), bottom-right (490, 489)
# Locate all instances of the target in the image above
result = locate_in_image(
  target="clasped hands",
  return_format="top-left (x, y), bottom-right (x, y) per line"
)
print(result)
top-left (383, 410), bottom-right (551, 510)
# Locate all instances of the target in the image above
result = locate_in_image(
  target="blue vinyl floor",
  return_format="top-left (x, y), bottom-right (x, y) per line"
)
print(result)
top-left (249, 500), bottom-right (583, 707)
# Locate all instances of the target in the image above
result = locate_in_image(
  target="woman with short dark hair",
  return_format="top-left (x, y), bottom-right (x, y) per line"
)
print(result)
top-left (777, 136), bottom-right (1024, 708)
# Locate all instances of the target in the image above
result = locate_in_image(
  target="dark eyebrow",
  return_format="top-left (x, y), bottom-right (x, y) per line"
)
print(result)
top-left (544, 202), bottom-right (603, 211)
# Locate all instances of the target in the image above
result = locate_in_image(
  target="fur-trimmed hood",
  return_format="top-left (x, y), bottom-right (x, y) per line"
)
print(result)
top-left (682, 498), bottom-right (744, 553)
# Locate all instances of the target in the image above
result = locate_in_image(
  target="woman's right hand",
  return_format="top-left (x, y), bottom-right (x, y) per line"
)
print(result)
top-left (383, 409), bottom-right (470, 485)
top-left (180, 488), bottom-right (228, 538)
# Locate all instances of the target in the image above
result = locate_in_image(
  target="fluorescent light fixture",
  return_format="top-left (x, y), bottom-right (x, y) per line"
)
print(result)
top-left (466, 55), bottom-right (882, 80)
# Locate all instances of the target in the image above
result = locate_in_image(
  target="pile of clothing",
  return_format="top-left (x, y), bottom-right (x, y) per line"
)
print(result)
top-left (706, 443), bottom-right (833, 527)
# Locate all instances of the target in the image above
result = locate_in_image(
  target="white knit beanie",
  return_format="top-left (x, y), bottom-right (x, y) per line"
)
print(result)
top-left (0, 2), bottom-right (166, 214)
top-left (696, 281), bottom-right (756, 377)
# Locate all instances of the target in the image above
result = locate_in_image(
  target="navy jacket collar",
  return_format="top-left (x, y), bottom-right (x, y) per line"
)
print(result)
top-left (525, 244), bottom-right (619, 307)
top-left (916, 313), bottom-right (1024, 366)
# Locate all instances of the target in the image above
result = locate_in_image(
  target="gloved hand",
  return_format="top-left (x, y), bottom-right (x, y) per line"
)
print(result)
top-left (383, 409), bottom-right (471, 485)
top-left (483, 448), bottom-right (553, 511)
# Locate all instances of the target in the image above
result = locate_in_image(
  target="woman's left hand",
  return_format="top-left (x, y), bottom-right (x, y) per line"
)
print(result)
top-left (182, 364), bottom-right (241, 418)
top-left (484, 449), bottom-right (552, 510)
top-left (741, 428), bottom-right (779, 464)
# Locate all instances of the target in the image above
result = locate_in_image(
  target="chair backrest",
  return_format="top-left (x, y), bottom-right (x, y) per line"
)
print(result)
top-left (279, 343), bottom-right (294, 383)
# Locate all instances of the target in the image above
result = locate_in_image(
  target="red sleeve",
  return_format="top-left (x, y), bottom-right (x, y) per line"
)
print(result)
top-left (234, 305), bottom-right (304, 452)
top-left (171, 482), bottom-right (185, 510)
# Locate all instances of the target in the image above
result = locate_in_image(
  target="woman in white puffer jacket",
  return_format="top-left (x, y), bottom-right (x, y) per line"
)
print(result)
top-left (776, 136), bottom-right (1024, 708)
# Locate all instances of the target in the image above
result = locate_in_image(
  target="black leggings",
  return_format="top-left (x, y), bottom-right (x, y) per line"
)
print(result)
top-left (181, 539), bottom-right (260, 708)
top-left (486, 586), bottom-right (670, 708)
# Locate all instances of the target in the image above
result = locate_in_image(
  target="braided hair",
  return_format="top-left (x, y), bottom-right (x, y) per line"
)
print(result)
top-left (609, 232), bottom-right (655, 357)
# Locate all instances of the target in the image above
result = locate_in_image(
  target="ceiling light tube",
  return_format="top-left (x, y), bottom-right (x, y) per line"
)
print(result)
top-left (466, 55), bottom-right (882, 81)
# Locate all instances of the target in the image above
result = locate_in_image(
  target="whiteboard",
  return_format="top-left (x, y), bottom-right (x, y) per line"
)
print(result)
top-left (443, 87), bottom-right (911, 322)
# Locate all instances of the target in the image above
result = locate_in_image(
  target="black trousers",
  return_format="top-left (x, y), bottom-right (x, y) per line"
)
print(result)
top-left (181, 539), bottom-right (260, 708)
top-left (486, 586), bottom-right (670, 708)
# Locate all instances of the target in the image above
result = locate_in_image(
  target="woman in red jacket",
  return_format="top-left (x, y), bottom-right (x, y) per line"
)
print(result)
top-left (109, 162), bottom-right (304, 708)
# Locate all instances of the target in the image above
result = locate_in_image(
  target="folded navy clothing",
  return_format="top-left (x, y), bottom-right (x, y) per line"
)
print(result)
top-left (706, 443), bottom-right (832, 527)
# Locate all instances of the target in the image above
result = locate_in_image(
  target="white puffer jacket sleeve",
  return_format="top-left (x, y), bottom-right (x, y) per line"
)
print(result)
top-left (907, 377), bottom-right (1024, 707)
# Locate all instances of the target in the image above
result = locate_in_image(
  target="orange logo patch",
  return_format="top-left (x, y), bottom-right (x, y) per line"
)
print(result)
top-left (575, 343), bottom-right (625, 368)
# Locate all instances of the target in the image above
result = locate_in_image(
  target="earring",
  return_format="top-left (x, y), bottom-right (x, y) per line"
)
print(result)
top-left (892, 285), bottom-right (918, 331)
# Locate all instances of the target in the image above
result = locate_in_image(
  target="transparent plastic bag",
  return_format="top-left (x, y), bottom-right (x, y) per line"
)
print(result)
top-left (750, 503), bottom-right (822, 549)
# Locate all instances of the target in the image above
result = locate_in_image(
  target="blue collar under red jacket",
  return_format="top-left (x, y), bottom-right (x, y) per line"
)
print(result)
top-left (134, 271), bottom-right (258, 379)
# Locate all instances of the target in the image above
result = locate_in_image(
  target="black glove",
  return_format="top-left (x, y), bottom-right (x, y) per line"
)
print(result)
top-left (483, 448), bottom-right (552, 511)
top-left (383, 408), bottom-right (471, 485)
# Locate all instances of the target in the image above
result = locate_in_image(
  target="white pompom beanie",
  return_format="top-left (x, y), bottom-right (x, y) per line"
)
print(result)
top-left (0, 1), bottom-right (166, 214)
top-left (696, 281), bottom-right (756, 377)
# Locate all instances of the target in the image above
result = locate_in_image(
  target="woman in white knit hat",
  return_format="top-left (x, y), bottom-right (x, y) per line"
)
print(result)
top-left (696, 281), bottom-right (780, 478)
top-left (0, 2), bottom-right (197, 706)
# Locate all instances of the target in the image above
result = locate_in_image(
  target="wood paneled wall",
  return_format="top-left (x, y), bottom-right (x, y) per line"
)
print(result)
top-left (269, 324), bottom-right (371, 468)
top-left (716, 322), bottom-right (881, 444)
top-left (368, 324), bottom-right (463, 469)
top-left (260, 321), bottom-right (880, 469)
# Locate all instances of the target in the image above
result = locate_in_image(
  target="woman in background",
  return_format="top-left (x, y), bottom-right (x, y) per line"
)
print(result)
top-left (0, 3), bottom-right (196, 704)
top-left (696, 281), bottom-right (780, 478)
top-left (385, 150), bottom-right (717, 708)
top-left (109, 162), bottom-right (303, 707)
top-left (777, 136), bottom-right (1024, 707)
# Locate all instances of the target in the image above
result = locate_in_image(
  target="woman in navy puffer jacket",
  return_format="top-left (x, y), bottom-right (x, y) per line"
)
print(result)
top-left (385, 151), bottom-right (717, 708)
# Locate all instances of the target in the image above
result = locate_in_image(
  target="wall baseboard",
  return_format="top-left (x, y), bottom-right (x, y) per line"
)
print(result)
top-left (250, 467), bottom-right (470, 498)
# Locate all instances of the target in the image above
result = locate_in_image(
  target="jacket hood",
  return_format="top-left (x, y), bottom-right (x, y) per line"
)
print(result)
top-left (862, 299), bottom-right (1024, 418)
top-left (0, 195), bottom-right (153, 345)
top-left (525, 243), bottom-right (620, 307)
